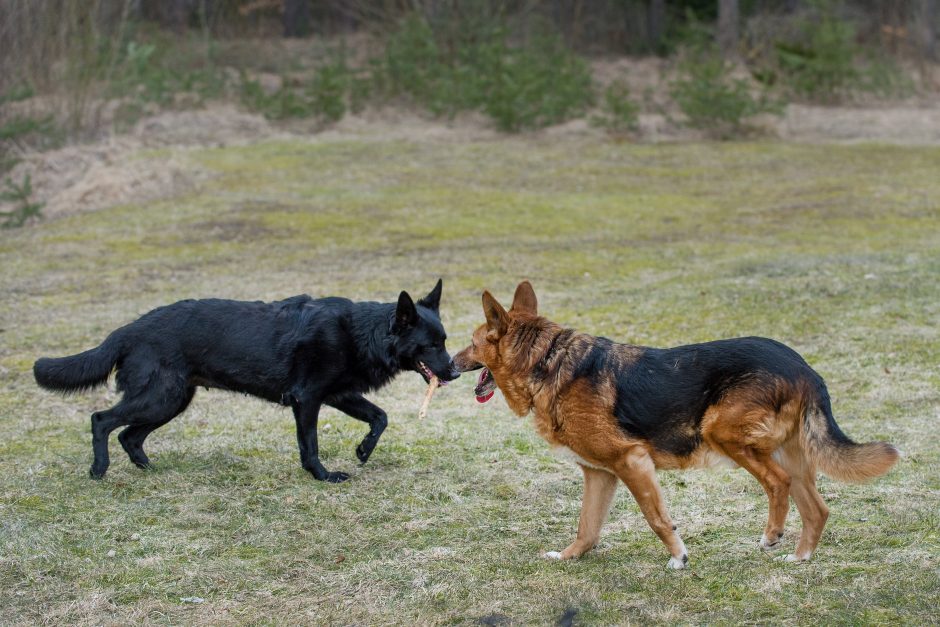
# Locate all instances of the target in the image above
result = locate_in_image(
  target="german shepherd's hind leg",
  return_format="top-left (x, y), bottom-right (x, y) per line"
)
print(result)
top-left (544, 465), bottom-right (618, 560)
top-left (290, 394), bottom-right (349, 483)
top-left (776, 441), bottom-right (829, 562)
top-left (327, 394), bottom-right (388, 465)
top-left (118, 386), bottom-right (196, 469)
top-left (614, 448), bottom-right (689, 569)
top-left (715, 443), bottom-right (792, 551)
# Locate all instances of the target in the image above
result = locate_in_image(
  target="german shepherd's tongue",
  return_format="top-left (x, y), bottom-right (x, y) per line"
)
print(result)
top-left (475, 368), bottom-right (495, 403)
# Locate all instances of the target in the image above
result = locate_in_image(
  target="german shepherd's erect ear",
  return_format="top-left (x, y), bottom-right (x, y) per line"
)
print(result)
top-left (510, 281), bottom-right (537, 315)
top-left (417, 278), bottom-right (443, 313)
top-left (482, 291), bottom-right (509, 339)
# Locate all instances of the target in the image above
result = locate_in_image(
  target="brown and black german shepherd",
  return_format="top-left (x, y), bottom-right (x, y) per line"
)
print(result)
top-left (453, 281), bottom-right (899, 568)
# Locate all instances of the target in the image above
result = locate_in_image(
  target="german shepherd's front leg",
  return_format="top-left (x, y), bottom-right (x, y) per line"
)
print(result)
top-left (615, 448), bottom-right (689, 569)
top-left (327, 394), bottom-right (388, 464)
top-left (290, 395), bottom-right (349, 483)
top-left (545, 465), bottom-right (618, 560)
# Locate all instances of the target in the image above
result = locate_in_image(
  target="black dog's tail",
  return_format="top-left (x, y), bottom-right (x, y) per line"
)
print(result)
top-left (33, 333), bottom-right (124, 393)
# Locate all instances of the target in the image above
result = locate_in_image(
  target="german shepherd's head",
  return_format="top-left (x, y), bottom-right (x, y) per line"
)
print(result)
top-left (453, 281), bottom-right (544, 412)
top-left (392, 279), bottom-right (461, 385)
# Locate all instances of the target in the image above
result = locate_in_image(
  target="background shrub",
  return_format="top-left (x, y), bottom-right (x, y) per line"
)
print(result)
top-left (591, 80), bottom-right (641, 135)
top-left (377, 16), bottom-right (594, 132)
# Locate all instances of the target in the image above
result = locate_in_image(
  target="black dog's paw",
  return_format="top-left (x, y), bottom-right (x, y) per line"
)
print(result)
top-left (133, 460), bottom-right (153, 471)
top-left (89, 466), bottom-right (106, 480)
top-left (323, 471), bottom-right (350, 483)
top-left (356, 441), bottom-right (375, 464)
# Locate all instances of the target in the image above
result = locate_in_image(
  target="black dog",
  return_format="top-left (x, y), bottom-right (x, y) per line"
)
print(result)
top-left (33, 280), bottom-right (459, 482)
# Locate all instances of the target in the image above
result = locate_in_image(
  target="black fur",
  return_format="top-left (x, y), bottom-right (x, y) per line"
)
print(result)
top-left (579, 336), bottom-right (831, 456)
top-left (33, 280), bottom-right (459, 482)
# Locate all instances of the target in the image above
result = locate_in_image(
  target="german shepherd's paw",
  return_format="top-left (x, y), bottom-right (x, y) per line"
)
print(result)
top-left (777, 553), bottom-right (811, 563)
top-left (760, 532), bottom-right (784, 550)
top-left (543, 551), bottom-right (564, 560)
top-left (667, 554), bottom-right (689, 569)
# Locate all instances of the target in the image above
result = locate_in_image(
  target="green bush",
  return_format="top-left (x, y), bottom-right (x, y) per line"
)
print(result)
top-left (240, 75), bottom-right (314, 120)
top-left (775, 9), bottom-right (858, 102)
top-left (109, 37), bottom-right (227, 109)
top-left (379, 15), bottom-right (449, 112)
top-left (772, 1), bottom-right (911, 102)
top-left (307, 58), bottom-right (357, 123)
top-left (239, 55), bottom-right (364, 123)
top-left (0, 84), bottom-right (35, 106)
top-left (0, 174), bottom-right (43, 228)
top-left (591, 80), bottom-right (640, 135)
top-left (377, 15), bottom-right (594, 132)
top-left (0, 116), bottom-right (59, 173)
top-left (481, 33), bottom-right (594, 132)
top-left (671, 52), bottom-right (780, 139)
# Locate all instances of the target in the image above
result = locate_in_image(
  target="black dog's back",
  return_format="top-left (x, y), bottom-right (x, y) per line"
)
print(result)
top-left (37, 295), bottom-right (315, 399)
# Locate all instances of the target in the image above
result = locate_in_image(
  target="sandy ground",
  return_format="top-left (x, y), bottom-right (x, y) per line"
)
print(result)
top-left (3, 88), bottom-right (940, 222)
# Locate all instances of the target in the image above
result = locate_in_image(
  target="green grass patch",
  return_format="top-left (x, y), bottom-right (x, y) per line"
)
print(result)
top-left (0, 138), bottom-right (937, 624)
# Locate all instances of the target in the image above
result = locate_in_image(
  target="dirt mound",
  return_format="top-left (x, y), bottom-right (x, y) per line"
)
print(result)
top-left (129, 105), bottom-right (278, 147)
top-left (2, 106), bottom-right (281, 221)
top-left (782, 104), bottom-right (940, 144)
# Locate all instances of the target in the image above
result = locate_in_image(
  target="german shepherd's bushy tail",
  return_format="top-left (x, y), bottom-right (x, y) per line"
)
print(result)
top-left (802, 389), bottom-right (899, 483)
top-left (33, 332), bottom-right (123, 393)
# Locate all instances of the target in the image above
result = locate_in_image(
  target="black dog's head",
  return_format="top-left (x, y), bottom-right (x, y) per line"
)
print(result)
top-left (391, 279), bottom-right (460, 385)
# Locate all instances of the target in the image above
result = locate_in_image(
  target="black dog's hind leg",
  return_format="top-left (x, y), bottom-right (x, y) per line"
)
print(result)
top-left (90, 407), bottom-right (131, 479)
top-left (291, 395), bottom-right (349, 483)
top-left (328, 394), bottom-right (388, 464)
top-left (92, 367), bottom-right (192, 479)
top-left (118, 386), bottom-right (196, 469)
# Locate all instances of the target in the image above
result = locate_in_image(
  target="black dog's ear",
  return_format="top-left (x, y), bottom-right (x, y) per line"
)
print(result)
top-left (393, 291), bottom-right (419, 332)
top-left (417, 278), bottom-right (443, 313)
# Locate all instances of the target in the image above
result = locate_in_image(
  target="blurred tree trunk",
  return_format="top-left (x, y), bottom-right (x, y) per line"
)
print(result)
top-left (718, 0), bottom-right (739, 58)
top-left (283, 0), bottom-right (311, 37)
top-left (141, 0), bottom-right (190, 31)
top-left (647, 0), bottom-right (666, 54)
top-left (924, 0), bottom-right (938, 60)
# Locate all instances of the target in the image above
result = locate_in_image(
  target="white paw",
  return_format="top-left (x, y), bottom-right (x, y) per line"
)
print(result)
top-left (777, 553), bottom-right (811, 563)
top-left (543, 551), bottom-right (563, 560)
top-left (760, 534), bottom-right (782, 550)
top-left (667, 555), bottom-right (689, 569)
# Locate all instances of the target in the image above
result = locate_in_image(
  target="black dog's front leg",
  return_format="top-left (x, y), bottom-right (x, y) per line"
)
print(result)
top-left (290, 396), bottom-right (349, 483)
top-left (328, 395), bottom-right (388, 464)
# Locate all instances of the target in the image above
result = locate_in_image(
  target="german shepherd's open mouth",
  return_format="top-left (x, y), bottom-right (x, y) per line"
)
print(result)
top-left (474, 368), bottom-right (495, 402)
top-left (473, 368), bottom-right (496, 403)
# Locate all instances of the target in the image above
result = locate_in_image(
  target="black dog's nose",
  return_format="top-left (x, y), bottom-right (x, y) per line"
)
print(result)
top-left (447, 361), bottom-right (461, 381)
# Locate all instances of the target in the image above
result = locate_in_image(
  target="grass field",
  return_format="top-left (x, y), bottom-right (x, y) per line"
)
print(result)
top-left (1, 137), bottom-right (938, 625)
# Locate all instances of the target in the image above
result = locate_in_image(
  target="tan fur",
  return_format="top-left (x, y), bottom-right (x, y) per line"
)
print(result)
top-left (802, 406), bottom-right (900, 483)
top-left (454, 281), bottom-right (899, 566)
